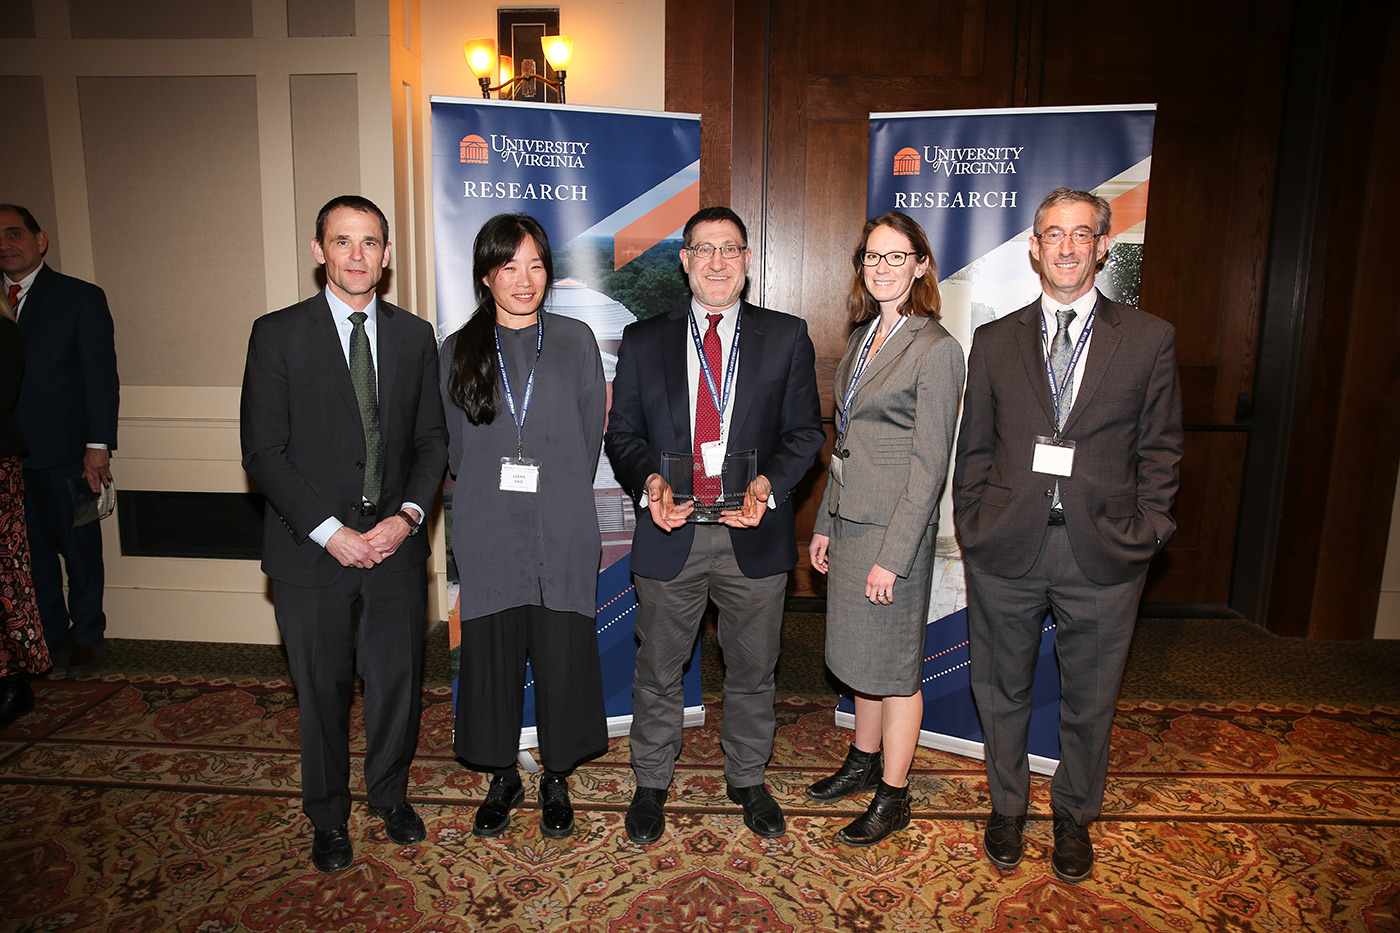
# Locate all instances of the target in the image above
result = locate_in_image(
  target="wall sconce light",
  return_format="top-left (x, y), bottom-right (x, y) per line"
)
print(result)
top-left (463, 35), bottom-right (572, 104)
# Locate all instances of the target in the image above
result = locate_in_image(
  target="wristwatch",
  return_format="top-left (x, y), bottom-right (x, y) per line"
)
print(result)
top-left (397, 509), bottom-right (422, 536)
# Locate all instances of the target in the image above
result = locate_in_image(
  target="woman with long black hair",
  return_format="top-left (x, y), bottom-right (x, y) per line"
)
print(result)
top-left (441, 213), bottom-right (608, 840)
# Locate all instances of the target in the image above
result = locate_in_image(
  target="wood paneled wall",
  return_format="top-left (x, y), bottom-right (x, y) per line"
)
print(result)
top-left (665, 0), bottom-right (1400, 635)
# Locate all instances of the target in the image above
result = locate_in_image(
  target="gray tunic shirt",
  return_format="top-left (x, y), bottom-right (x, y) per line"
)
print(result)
top-left (441, 312), bottom-right (606, 620)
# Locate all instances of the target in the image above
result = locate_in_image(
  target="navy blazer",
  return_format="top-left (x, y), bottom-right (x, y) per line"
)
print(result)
top-left (13, 264), bottom-right (120, 469)
top-left (240, 292), bottom-right (448, 588)
top-left (605, 301), bottom-right (824, 581)
top-left (953, 294), bottom-right (1183, 586)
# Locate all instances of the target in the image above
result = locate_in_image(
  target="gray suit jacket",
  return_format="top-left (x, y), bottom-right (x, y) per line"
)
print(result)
top-left (814, 314), bottom-right (965, 578)
top-left (240, 292), bottom-right (448, 588)
top-left (952, 292), bottom-right (1183, 586)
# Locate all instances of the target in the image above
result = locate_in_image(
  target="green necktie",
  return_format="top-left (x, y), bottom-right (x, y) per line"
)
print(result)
top-left (348, 311), bottom-right (383, 505)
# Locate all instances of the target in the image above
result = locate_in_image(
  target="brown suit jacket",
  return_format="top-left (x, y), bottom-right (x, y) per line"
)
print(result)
top-left (952, 292), bottom-right (1182, 586)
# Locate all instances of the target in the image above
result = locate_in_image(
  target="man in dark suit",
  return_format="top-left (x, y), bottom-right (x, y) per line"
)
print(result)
top-left (241, 195), bottom-right (446, 873)
top-left (605, 206), bottom-right (824, 845)
top-left (1, 204), bottom-right (119, 672)
top-left (953, 187), bottom-right (1183, 883)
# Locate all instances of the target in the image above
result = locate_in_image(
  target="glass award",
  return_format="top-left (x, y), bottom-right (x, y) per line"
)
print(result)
top-left (660, 449), bottom-right (757, 523)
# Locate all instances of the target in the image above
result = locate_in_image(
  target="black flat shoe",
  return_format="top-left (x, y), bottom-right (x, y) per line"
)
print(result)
top-left (539, 774), bottom-right (575, 839)
top-left (369, 801), bottom-right (426, 845)
top-left (625, 786), bottom-right (667, 845)
top-left (726, 783), bottom-right (786, 838)
top-left (836, 780), bottom-right (909, 846)
top-left (311, 824), bottom-right (353, 873)
top-left (984, 809), bottom-right (1027, 869)
top-left (474, 774), bottom-right (525, 838)
top-left (807, 744), bottom-right (883, 801)
top-left (1051, 812), bottom-right (1093, 883)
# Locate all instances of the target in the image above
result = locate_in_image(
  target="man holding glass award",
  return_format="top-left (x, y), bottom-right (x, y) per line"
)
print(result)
top-left (605, 206), bottom-right (823, 845)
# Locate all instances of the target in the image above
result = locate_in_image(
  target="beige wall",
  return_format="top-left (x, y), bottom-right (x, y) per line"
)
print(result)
top-left (0, 0), bottom-right (424, 642)
top-left (0, 0), bottom-right (665, 643)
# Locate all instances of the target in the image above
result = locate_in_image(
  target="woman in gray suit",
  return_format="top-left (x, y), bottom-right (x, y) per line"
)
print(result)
top-left (807, 211), bottom-right (965, 846)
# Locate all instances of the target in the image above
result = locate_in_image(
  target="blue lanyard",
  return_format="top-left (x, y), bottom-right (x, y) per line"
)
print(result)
top-left (838, 315), bottom-right (906, 437)
top-left (1040, 303), bottom-right (1095, 433)
top-left (494, 312), bottom-right (544, 458)
top-left (688, 308), bottom-right (743, 429)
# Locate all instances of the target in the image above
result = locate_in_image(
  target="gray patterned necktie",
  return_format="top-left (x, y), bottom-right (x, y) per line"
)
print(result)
top-left (348, 311), bottom-right (383, 505)
top-left (1049, 308), bottom-right (1075, 512)
top-left (1050, 308), bottom-right (1077, 428)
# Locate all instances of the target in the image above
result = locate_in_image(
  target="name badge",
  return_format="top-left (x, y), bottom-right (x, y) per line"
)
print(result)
top-left (1032, 436), bottom-right (1075, 477)
top-left (830, 447), bottom-right (846, 487)
top-left (500, 457), bottom-right (541, 493)
top-left (700, 440), bottom-right (726, 478)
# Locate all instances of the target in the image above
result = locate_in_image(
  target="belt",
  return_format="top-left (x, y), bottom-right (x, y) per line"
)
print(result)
top-left (1047, 509), bottom-right (1066, 526)
top-left (354, 501), bottom-right (377, 517)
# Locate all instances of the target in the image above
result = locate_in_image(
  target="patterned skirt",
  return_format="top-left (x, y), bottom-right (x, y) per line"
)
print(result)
top-left (0, 456), bottom-right (50, 677)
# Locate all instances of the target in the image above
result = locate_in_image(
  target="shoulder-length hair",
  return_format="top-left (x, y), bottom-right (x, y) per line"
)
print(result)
top-left (446, 213), bottom-right (554, 425)
top-left (845, 211), bottom-right (941, 324)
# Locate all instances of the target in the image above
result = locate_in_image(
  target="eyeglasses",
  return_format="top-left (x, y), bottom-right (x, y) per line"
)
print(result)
top-left (1034, 229), bottom-right (1101, 246)
top-left (860, 250), bottom-right (919, 267)
top-left (685, 243), bottom-right (746, 260)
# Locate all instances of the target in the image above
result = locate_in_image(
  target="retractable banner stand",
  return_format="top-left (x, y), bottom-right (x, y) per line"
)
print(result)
top-left (853, 104), bottom-right (1157, 773)
top-left (430, 97), bottom-right (703, 766)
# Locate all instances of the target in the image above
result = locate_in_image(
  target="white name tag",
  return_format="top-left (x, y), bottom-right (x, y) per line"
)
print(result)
top-left (700, 440), bottom-right (726, 478)
top-left (499, 457), bottom-right (541, 493)
top-left (1032, 436), bottom-right (1075, 477)
top-left (830, 449), bottom-right (845, 487)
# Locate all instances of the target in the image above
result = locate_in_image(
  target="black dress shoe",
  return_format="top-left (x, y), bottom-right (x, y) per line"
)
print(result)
top-left (1051, 812), bottom-right (1093, 883)
top-left (984, 810), bottom-right (1027, 869)
top-left (624, 786), bottom-right (667, 845)
top-left (807, 744), bottom-right (883, 801)
top-left (539, 774), bottom-right (575, 839)
top-left (0, 675), bottom-right (35, 731)
top-left (474, 774), bottom-right (525, 838)
top-left (726, 783), bottom-right (786, 838)
top-left (68, 644), bottom-right (104, 674)
top-left (369, 801), bottom-right (426, 845)
top-left (836, 780), bottom-right (910, 846)
top-left (311, 824), bottom-right (354, 873)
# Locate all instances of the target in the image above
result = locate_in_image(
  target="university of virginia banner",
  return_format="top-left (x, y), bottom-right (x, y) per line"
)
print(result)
top-left (429, 97), bottom-right (702, 761)
top-left (856, 104), bottom-right (1157, 770)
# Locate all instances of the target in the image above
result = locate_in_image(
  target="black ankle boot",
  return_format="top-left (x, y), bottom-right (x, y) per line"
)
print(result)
top-left (806, 744), bottom-right (883, 801)
top-left (836, 780), bottom-right (910, 846)
top-left (0, 674), bottom-right (35, 731)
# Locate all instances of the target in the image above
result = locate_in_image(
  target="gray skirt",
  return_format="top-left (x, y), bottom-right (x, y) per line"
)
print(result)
top-left (824, 516), bottom-right (936, 696)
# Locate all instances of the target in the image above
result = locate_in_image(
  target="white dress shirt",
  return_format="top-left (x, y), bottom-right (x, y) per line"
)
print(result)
top-left (1039, 287), bottom-right (1100, 406)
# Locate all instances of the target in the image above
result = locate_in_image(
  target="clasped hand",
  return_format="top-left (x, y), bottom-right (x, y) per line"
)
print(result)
top-left (326, 511), bottom-right (417, 568)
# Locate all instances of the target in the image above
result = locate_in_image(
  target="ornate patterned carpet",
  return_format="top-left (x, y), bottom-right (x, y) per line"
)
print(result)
top-left (2, 663), bottom-right (1398, 932)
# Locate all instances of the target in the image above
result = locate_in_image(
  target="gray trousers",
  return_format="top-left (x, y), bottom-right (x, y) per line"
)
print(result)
top-left (630, 524), bottom-right (787, 788)
top-left (966, 524), bottom-right (1146, 825)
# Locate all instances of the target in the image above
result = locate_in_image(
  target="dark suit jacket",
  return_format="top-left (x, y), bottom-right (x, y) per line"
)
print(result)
top-left (240, 292), bottom-right (447, 588)
top-left (13, 265), bottom-right (120, 469)
top-left (952, 293), bottom-right (1183, 586)
top-left (1, 316), bottom-right (28, 458)
top-left (605, 301), bottom-right (824, 582)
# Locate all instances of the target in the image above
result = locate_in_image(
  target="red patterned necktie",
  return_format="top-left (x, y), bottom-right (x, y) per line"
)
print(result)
top-left (6, 283), bottom-right (19, 312)
top-left (693, 312), bottom-right (724, 504)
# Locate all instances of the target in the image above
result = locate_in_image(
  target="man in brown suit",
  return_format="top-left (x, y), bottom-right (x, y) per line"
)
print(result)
top-left (953, 187), bottom-right (1183, 883)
